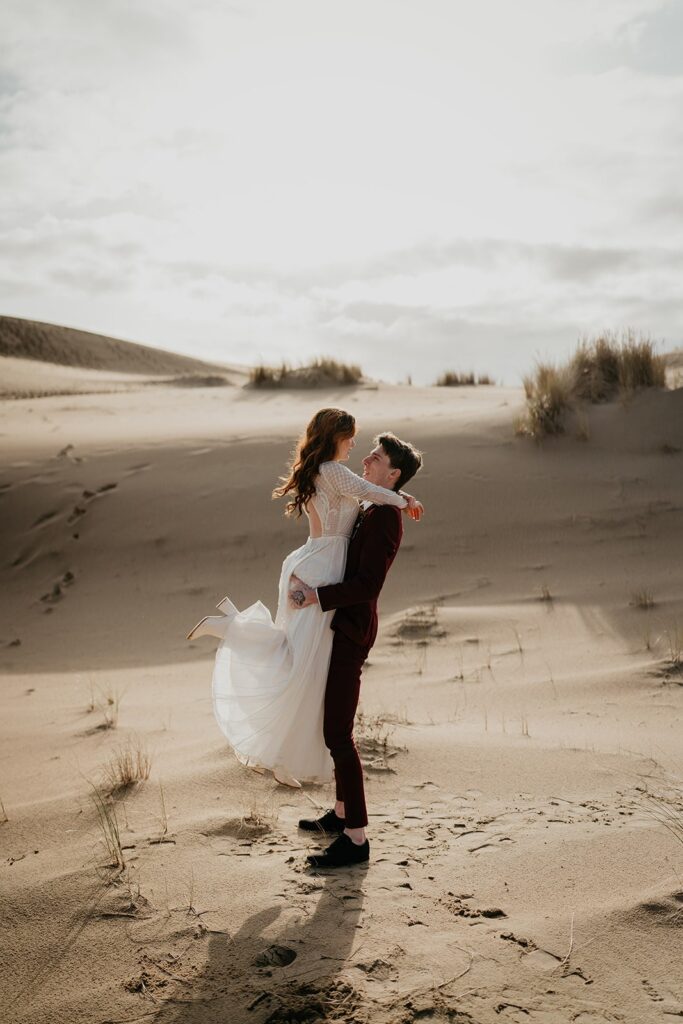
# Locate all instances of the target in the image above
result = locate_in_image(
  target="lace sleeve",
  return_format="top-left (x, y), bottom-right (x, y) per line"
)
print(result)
top-left (319, 461), bottom-right (407, 507)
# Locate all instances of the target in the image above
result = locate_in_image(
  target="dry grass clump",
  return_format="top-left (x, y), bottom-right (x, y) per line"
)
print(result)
top-left (571, 332), bottom-right (665, 401)
top-left (0, 795), bottom-right (8, 824)
top-left (355, 711), bottom-right (405, 773)
top-left (90, 784), bottom-right (126, 873)
top-left (102, 737), bottom-right (152, 794)
top-left (249, 358), bottom-right (362, 388)
top-left (518, 363), bottom-right (573, 440)
top-left (644, 788), bottom-right (683, 846)
top-left (516, 331), bottom-right (666, 440)
top-left (631, 589), bottom-right (655, 610)
top-left (240, 796), bottom-right (278, 832)
top-left (210, 794), bottom-right (279, 839)
top-left (355, 711), bottom-right (395, 755)
top-left (393, 605), bottom-right (447, 642)
top-left (86, 683), bottom-right (124, 730)
top-left (436, 371), bottom-right (494, 386)
top-left (663, 626), bottom-right (682, 680)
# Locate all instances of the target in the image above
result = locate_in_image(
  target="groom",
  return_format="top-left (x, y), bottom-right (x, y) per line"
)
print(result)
top-left (289, 432), bottom-right (423, 868)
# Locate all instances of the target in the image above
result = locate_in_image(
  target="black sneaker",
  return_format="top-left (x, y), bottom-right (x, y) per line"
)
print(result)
top-left (298, 809), bottom-right (345, 834)
top-left (307, 833), bottom-right (370, 868)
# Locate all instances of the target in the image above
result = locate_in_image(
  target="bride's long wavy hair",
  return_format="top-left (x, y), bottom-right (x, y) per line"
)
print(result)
top-left (273, 407), bottom-right (356, 518)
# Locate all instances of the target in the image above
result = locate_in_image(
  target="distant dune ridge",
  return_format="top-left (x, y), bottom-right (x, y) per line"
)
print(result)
top-left (0, 315), bottom-right (226, 375)
top-left (2, 313), bottom-right (681, 393)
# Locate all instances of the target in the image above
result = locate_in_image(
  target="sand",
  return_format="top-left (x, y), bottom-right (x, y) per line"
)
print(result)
top-left (1, 326), bottom-right (682, 1024)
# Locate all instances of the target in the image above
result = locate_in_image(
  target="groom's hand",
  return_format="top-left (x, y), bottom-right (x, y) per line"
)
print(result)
top-left (289, 574), bottom-right (319, 610)
top-left (401, 493), bottom-right (424, 521)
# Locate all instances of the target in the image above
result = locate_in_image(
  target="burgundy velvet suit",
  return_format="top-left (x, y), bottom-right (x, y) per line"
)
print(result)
top-left (317, 503), bottom-right (403, 828)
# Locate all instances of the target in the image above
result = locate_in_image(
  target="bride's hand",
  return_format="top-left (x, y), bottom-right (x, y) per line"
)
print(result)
top-left (401, 493), bottom-right (424, 521)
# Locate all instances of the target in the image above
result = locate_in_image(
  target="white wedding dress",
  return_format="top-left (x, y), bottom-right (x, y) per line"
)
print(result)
top-left (211, 461), bottom-right (407, 784)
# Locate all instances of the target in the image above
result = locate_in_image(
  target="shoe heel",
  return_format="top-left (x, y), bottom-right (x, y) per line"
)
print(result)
top-left (216, 596), bottom-right (239, 616)
top-left (186, 616), bottom-right (209, 641)
top-left (186, 614), bottom-right (229, 641)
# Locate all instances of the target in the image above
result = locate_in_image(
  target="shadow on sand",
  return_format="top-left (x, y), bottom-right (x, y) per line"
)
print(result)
top-left (151, 865), bottom-right (367, 1024)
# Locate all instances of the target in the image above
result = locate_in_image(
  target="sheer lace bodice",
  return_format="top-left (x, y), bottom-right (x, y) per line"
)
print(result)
top-left (307, 461), bottom-right (406, 539)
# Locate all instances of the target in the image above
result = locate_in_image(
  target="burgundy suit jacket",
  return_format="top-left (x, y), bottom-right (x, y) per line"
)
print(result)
top-left (317, 503), bottom-right (403, 654)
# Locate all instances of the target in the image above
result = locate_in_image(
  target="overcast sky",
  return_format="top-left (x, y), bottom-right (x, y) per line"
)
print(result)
top-left (1, 0), bottom-right (682, 383)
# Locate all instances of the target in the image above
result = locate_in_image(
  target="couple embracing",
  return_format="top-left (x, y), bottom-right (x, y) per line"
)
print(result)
top-left (187, 408), bottom-right (424, 868)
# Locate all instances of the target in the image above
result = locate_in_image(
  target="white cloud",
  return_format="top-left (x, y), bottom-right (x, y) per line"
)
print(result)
top-left (0, 0), bottom-right (681, 381)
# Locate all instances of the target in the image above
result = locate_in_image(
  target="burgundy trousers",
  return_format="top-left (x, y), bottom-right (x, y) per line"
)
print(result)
top-left (323, 630), bottom-right (369, 829)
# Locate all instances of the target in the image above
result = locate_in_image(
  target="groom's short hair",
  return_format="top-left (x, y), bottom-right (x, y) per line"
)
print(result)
top-left (376, 433), bottom-right (423, 490)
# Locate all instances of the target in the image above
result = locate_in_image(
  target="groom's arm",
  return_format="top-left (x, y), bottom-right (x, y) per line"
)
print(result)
top-left (317, 507), bottom-right (402, 612)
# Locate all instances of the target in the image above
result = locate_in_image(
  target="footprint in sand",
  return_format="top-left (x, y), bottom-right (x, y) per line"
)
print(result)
top-left (80, 483), bottom-right (117, 502)
top-left (468, 835), bottom-right (514, 852)
top-left (11, 546), bottom-right (38, 569)
top-left (66, 505), bottom-right (87, 528)
top-left (56, 444), bottom-right (83, 463)
top-left (39, 570), bottom-right (75, 606)
top-left (500, 931), bottom-right (536, 951)
top-left (30, 509), bottom-right (60, 529)
top-left (440, 892), bottom-right (507, 921)
top-left (67, 505), bottom-right (87, 524)
top-left (252, 944), bottom-right (297, 968)
top-left (523, 948), bottom-right (562, 971)
top-left (642, 979), bottom-right (664, 1002)
top-left (40, 582), bottom-right (63, 605)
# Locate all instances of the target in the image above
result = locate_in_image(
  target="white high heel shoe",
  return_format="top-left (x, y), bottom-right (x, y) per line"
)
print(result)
top-left (187, 597), bottom-right (239, 641)
top-left (186, 614), bottom-right (231, 642)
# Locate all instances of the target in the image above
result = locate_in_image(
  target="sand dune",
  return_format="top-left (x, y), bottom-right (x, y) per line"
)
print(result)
top-left (0, 315), bottom-right (231, 374)
top-left (1, 366), bottom-right (682, 1023)
top-left (0, 315), bottom-right (248, 397)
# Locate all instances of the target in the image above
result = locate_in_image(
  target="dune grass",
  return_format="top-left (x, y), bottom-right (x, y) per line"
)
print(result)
top-left (90, 784), bottom-right (126, 872)
top-left (436, 371), bottom-right (494, 386)
top-left (516, 331), bottom-right (666, 440)
top-left (240, 797), bottom-right (278, 831)
top-left (102, 737), bottom-right (152, 795)
top-left (664, 625), bottom-right (682, 677)
top-left (86, 683), bottom-right (124, 730)
top-left (518, 363), bottom-right (573, 439)
top-left (249, 358), bottom-right (362, 388)
top-left (355, 711), bottom-right (396, 755)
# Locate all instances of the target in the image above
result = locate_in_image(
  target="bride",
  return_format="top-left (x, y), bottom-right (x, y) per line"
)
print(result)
top-left (186, 407), bottom-right (422, 787)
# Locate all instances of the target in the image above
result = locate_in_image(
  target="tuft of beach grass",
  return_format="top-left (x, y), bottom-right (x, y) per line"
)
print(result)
top-left (436, 370), bottom-right (495, 386)
top-left (102, 736), bottom-right (152, 795)
top-left (90, 783), bottom-right (125, 873)
top-left (249, 358), bottom-right (362, 388)
top-left (516, 331), bottom-right (666, 440)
